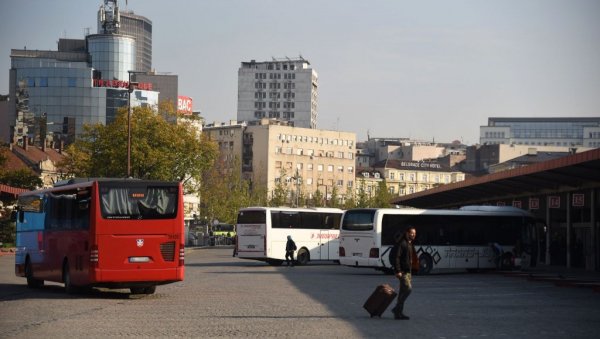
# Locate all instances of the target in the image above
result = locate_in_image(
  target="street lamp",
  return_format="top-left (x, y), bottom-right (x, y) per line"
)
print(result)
top-left (126, 70), bottom-right (143, 177)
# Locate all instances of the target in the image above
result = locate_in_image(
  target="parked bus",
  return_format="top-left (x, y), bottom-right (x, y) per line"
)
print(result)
top-left (236, 207), bottom-right (343, 266)
top-left (14, 178), bottom-right (185, 294)
top-left (339, 206), bottom-right (538, 275)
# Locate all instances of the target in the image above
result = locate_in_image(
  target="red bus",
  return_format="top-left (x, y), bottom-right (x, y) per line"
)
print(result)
top-left (14, 178), bottom-right (185, 294)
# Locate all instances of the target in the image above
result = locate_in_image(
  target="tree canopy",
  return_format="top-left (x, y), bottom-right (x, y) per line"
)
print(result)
top-left (59, 104), bottom-right (218, 194)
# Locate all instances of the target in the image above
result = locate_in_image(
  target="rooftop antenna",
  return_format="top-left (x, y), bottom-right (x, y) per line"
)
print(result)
top-left (100, 0), bottom-right (120, 34)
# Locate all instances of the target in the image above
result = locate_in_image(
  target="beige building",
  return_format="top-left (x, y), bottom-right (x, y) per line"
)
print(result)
top-left (204, 118), bottom-right (356, 205)
top-left (370, 159), bottom-right (466, 196)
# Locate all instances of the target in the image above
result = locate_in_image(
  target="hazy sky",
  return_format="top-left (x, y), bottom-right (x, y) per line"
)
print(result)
top-left (1, 0), bottom-right (599, 144)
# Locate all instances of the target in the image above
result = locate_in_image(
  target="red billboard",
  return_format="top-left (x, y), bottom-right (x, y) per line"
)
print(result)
top-left (177, 96), bottom-right (193, 115)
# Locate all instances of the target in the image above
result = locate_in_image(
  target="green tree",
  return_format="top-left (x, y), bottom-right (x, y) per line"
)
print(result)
top-left (0, 169), bottom-right (43, 190)
top-left (269, 169), bottom-right (290, 207)
top-left (200, 157), bottom-right (266, 224)
top-left (59, 104), bottom-right (218, 194)
top-left (355, 179), bottom-right (372, 208)
top-left (372, 180), bottom-right (393, 208)
top-left (0, 148), bottom-right (43, 190)
top-left (312, 188), bottom-right (324, 207)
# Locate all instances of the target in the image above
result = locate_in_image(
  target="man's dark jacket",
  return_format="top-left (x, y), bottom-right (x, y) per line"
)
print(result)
top-left (394, 238), bottom-right (413, 274)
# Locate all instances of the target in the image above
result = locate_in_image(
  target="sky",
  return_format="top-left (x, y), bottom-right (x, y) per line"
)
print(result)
top-left (1, 0), bottom-right (599, 145)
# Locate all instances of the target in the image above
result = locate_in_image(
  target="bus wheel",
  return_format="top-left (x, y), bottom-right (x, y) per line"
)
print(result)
top-left (267, 259), bottom-right (283, 266)
top-left (63, 261), bottom-right (76, 294)
top-left (25, 258), bottom-right (44, 288)
top-left (143, 286), bottom-right (156, 294)
top-left (296, 248), bottom-right (309, 266)
top-left (418, 253), bottom-right (433, 275)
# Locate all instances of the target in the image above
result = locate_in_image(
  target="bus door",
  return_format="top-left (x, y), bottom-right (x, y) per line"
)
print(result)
top-left (237, 224), bottom-right (266, 258)
top-left (319, 230), bottom-right (339, 260)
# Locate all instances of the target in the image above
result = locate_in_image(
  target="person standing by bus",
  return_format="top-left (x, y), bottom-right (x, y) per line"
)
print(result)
top-left (392, 227), bottom-right (417, 320)
top-left (285, 235), bottom-right (297, 267)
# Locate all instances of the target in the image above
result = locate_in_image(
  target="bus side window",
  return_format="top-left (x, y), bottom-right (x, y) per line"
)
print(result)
top-left (18, 210), bottom-right (25, 223)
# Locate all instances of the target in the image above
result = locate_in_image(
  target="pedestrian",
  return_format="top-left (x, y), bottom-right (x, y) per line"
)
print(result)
top-left (391, 226), bottom-right (417, 320)
top-left (491, 242), bottom-right (503, 269)
top-left (232, 235), bottom-right (238, 257)
top-left (285, 235), bottom-right (297, 267)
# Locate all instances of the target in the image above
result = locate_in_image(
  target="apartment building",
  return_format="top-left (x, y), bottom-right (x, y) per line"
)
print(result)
top-left (204, 119), bottom-right (356, 204)
top-left (237, 57), bottom-right (318, 129)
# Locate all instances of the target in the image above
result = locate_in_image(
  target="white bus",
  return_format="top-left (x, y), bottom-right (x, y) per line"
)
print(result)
top-left (339, 206), bottom-right (539, 275)
top-left (236, 207), bottom-right (344, 266)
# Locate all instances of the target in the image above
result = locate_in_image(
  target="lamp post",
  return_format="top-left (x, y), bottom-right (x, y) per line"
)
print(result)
top-left (126, 71), bottom-right (141, 177)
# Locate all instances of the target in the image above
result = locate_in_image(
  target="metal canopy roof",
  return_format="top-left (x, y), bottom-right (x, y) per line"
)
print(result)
top-left (392, 148), bottom-right (600, 209)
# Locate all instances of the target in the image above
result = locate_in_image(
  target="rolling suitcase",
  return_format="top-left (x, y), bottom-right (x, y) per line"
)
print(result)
top-left (363, 284), bottom-right (397, 318)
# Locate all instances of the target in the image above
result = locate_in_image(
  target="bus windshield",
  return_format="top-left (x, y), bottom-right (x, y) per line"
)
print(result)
top-left (100, 184), bottom-right (178, 220)
top-left (341, 209), bottom-right (375, 231)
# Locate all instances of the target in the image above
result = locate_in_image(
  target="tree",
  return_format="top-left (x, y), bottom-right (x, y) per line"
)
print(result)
top-left (269, 169), bottom-right (290, 207)
top-left (0, 169), bottom-right (43, 190)
top-left (372, 180), bottom-right (393, 208)
top-left (200, 157), bottom-right (267, 224)
top-left (59, 104), bottom-right (218, 194)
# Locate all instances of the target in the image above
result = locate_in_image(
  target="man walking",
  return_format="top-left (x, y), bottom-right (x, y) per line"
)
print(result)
top-left (392, 227), bottom-right (417, 320)
top-left (285, 235), bottom-right (297, 267)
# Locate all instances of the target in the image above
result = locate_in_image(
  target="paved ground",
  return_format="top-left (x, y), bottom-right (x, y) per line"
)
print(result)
top-left (1, 247), bottom-right (599, 338)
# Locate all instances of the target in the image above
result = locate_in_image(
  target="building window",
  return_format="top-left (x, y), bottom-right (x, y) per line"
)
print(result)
top-left (390, 172), bottom-right (395, 180)
top-left (347, 152), bottom-right (354, 160)
top-left (306, 178), bottom-right (313, 185)
top-left (409, 173), bottom-right (415, 181)
top-left (337, 180), bottom-right (344, 187)
top-left (275, 161), bottom-right (282, 169)
top-left (68, 78), bottom-right (76, 87)
top-left (422, 174), bottom-right (428, 182)
top-left (307, 164), bottom-right (313, 171)
top-left (296, 163), bottom-right (303, 170)
top-left (337, 166), bottom-right (344, 173)
top-left (317, 164), bottom-right (323, 172)
top-left (347, 181), bottom-right (353, 188)
top-left (327, 165), bottom-right (333, 172)
top-left (348, 166), bottom-right (354, 173)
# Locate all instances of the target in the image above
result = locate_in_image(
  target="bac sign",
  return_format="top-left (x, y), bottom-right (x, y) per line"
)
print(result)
top-left (177, 96), bottom-right (193, 115)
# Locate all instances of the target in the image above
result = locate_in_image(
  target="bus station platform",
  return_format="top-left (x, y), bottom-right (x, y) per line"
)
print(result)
top-left (499, 265), bottom-right (600, 293)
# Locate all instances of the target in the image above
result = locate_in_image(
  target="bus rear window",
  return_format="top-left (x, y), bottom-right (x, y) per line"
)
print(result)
top-left (342, 210), bottom-right (375, 231)
top-left (100, 186), bottom-right (178, 220)
top-left (237, 210), bottom-right (266, 224)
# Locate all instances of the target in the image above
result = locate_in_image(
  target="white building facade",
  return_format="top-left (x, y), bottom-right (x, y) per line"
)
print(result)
top-left (237, 57), bottom-right (318, 129)
top-left (480, 117), bottom-right (600, 147)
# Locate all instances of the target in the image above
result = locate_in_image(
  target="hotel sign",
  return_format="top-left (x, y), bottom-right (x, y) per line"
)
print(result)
top-left (400, 161), bottom-right (442, 169)
top-left (93, 79), bottom-right (153, 90)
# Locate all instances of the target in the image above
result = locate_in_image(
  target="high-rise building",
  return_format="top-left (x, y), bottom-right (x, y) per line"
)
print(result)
top-left (480, 117), bottom-right (600, 148)
top-left (237, 57), bottom-right (318, 129)
top-left (5, 0), bottom-right (161, 145)
top-left (97, 0), bottom-right (152, 72)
